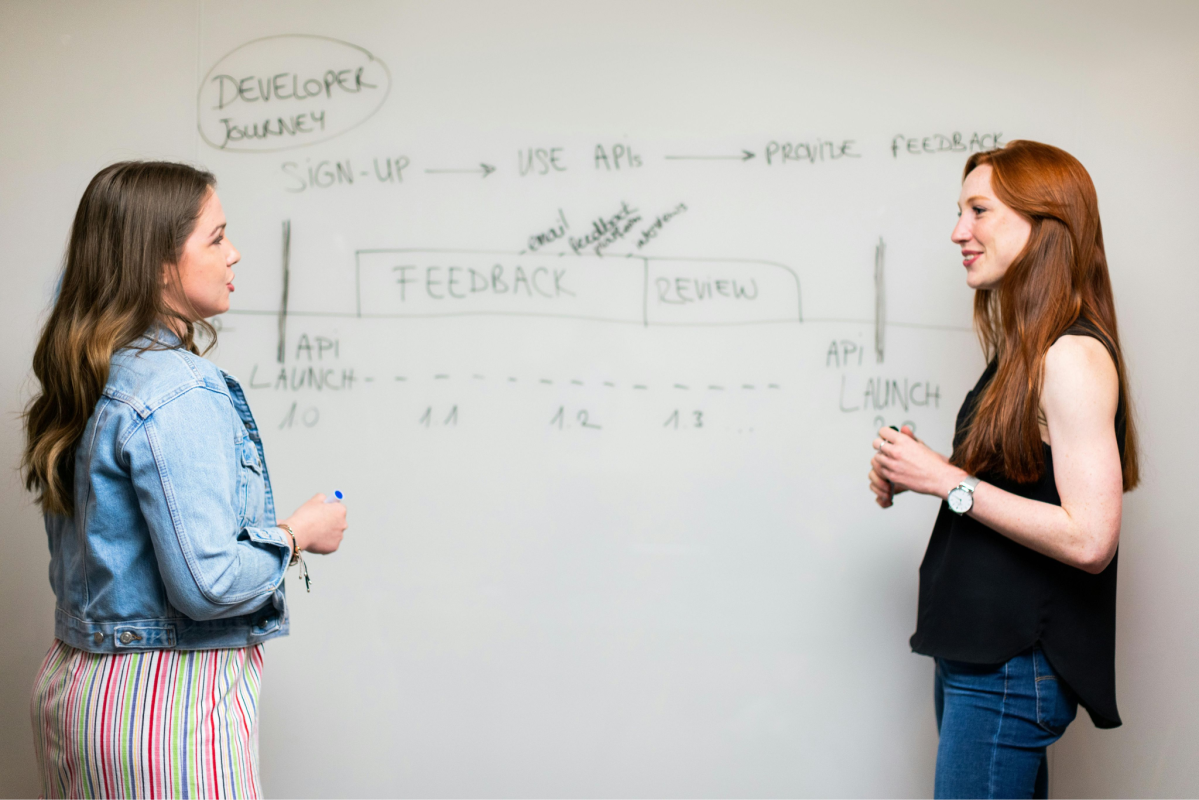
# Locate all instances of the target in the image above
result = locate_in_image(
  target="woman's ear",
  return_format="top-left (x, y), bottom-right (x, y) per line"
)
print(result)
top-left (160, 263), bottom-right (185, 315)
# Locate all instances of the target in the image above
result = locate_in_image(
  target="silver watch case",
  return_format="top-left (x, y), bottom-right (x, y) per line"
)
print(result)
top-left (947, 476), bottom-right (981, 515)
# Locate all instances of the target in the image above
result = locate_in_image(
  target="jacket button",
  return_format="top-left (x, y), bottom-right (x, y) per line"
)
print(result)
top-left (119, 632), bottom-right (134, 644)
top-left (93, 632), bottom-right (103, 644)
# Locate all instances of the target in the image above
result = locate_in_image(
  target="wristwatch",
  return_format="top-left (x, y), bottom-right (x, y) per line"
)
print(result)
top-left (947, 476), bottom-right (982, 515)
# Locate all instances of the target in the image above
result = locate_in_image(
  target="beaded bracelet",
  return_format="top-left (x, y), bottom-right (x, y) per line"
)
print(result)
top-left (277, 523), bottom-right (311, 592)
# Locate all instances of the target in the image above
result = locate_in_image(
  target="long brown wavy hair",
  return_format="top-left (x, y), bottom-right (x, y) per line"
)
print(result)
top-left (23, 161), bottom-right (218, 516)
top-left (951, 140), bottom-right (1139, 490)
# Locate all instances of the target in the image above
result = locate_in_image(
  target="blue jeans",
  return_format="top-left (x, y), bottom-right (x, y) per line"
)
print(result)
top-left (934, 648), bottom-right (1078, 798)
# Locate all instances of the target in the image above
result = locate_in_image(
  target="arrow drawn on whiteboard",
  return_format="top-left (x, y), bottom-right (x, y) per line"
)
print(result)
top-left (664, 150), bottom-right (755, 162)
top-left (424, 163), bottom-right (496, 178)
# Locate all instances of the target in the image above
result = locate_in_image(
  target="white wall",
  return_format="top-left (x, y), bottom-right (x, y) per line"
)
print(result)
top-left (2, 1), bottom-right (1197, 796)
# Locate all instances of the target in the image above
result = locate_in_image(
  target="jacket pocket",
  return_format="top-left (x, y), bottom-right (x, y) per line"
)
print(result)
top-left (240, 438), bottom-right (263, 474)
top-left (238, 439), bottom-right (266, 526)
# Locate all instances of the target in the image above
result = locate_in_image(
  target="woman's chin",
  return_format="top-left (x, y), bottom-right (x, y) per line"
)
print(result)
top-left (965, 272), bottom-right (1001, 292)
top-left (196, 304), bottom-right (229, 321)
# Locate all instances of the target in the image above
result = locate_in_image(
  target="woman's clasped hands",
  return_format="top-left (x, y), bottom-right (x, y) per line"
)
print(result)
top-left (868, 425), bottom-right (968, 509)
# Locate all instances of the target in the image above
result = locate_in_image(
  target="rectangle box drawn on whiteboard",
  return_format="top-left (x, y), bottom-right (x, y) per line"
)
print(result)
top-left (354, 249), bottom-right (802, 326)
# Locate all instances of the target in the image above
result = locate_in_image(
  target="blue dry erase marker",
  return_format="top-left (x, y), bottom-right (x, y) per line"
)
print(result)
top-left (324, 490), bottom-right (343, 504)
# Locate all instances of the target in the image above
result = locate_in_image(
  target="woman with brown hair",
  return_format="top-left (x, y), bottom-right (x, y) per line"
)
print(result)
top-left (868, 140), bottom-right (1138, 798)
top-left (22, 161), bottom-right (347, 798)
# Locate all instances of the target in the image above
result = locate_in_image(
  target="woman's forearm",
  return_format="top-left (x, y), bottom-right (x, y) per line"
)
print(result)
top-left (967, 480), bottom-right (1118, 574)
top-left (874, 433), bottom-right (1121, 575)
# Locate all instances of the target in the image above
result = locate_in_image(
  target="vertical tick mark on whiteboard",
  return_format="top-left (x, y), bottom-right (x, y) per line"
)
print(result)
top-left (277, 220), bottom-right (290, 364)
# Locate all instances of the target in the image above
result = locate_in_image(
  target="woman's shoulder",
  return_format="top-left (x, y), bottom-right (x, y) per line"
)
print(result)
top-left (1048, 316), bottom-right (1118, 377)
top-left (1046, 329), bottom-right (1116, 374)
top-left (106, 341), bottom-right (228, 417)
top-left (1056, 318), bottom-right (1117, 357)
top-left (1043, 333), bottom-right (1118, 415)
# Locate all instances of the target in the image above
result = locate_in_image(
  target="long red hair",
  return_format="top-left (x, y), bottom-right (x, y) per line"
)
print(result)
top-left (951, 140), bottom-right (1139, 490)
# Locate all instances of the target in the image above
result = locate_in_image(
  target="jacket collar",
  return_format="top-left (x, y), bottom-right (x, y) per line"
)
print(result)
top-left (131, 323), bottom-right (185, 350)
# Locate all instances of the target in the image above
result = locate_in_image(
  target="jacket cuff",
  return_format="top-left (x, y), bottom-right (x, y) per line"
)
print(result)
top-left (240, 525), bottom-right (291, 550)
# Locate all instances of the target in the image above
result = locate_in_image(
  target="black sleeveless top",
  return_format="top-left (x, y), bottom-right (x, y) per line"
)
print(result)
top-left (910, 320), bottom-right (1126, 728)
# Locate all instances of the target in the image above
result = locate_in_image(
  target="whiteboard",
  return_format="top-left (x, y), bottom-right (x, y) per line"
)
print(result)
top-left (3, 2), bottom-right (1198, 797)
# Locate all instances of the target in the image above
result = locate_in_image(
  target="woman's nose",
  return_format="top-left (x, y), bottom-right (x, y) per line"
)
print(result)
top-left (950, 216), bottom-right (971, 244)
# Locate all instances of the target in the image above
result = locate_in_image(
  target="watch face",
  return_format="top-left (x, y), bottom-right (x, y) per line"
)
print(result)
top-left (947, 487), bottom-right (972, 514)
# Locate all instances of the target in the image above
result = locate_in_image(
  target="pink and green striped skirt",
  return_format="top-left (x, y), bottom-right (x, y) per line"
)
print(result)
top-left (31, 639), bottom-right (265, 799)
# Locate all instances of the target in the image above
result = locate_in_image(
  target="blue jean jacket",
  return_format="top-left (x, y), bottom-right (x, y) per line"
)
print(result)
top-left (46, 330), bottom-right (290, 652)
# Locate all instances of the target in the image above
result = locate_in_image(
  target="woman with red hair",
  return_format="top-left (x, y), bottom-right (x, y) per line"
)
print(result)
top-left (868, 140), bottom-right (1138, 798)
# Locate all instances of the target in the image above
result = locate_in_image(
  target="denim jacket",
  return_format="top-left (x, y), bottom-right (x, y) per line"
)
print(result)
top-left (46, 330), bottom-right (290, 652)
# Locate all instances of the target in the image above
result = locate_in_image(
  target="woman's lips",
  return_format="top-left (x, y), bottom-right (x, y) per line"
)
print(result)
top-left (962, 252), bottom-right (981, 267)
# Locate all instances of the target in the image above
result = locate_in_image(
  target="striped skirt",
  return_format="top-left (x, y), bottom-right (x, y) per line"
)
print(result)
top-left (31, 639), bottom-right (264, 799)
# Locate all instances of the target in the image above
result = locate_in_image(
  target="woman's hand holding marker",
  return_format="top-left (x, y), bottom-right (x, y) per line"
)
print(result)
top-left (868, 425), bottom-right (963, 508)
top-left (279, 493), bottom-right (348, 555)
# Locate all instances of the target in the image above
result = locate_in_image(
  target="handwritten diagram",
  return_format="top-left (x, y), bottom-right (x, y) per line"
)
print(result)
top-left (354, 250), bottom-right (802, 326)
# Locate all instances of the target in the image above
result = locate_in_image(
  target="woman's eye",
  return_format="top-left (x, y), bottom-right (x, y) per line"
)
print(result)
top-left (212, 235), bottom-right (224, 245)
top-left (972, 206), bottom-right (986, 215)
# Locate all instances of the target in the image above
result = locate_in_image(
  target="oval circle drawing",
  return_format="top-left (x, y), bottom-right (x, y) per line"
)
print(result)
top-left (198, 34), bottom-right (391, 153)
